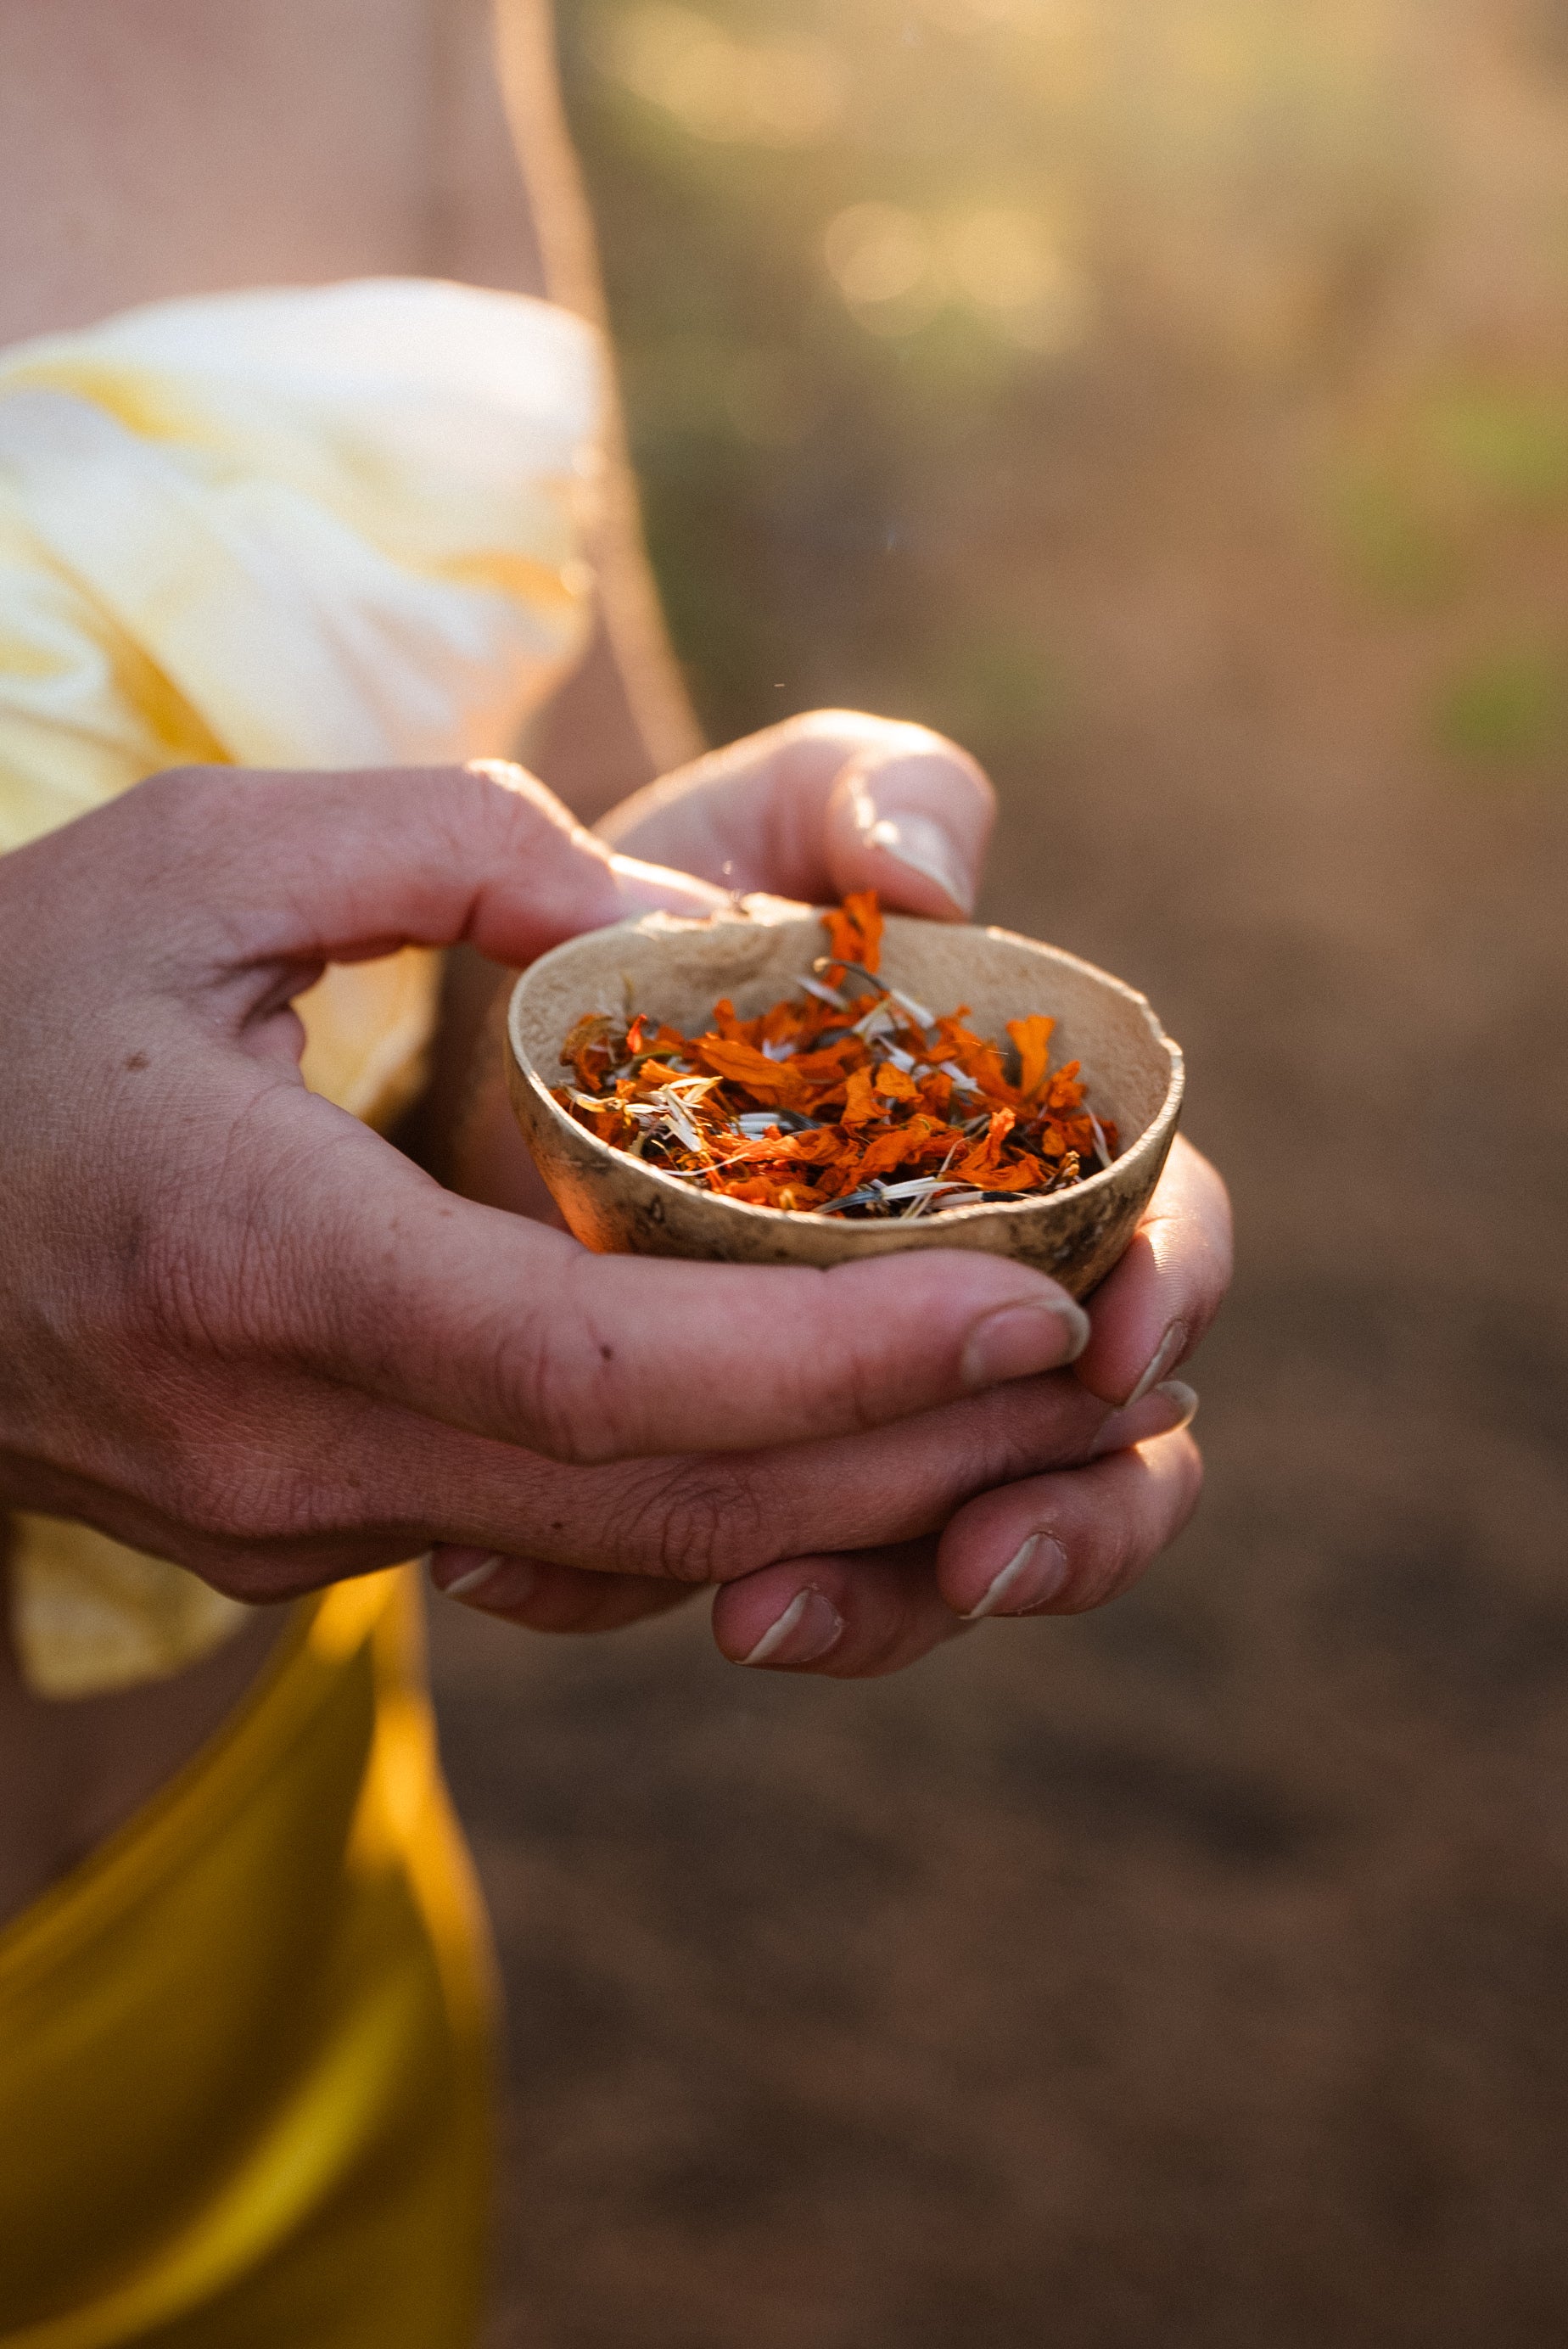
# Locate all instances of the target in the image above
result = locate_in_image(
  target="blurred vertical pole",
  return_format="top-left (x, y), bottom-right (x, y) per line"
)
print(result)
top-left (491, 0), bottom-right (705, 784)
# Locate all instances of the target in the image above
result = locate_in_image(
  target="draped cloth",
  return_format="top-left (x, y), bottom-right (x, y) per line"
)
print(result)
top-left (0, 278), bottom-right (605, 2343)
top-left (0, 1569), bottom-right (496, 2347)
top-left (0, 276), bottom-right (602, 1696)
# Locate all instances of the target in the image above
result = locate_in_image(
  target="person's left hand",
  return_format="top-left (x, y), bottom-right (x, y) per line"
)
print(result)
top-left (434, 710), bottom-right (1232, 1676)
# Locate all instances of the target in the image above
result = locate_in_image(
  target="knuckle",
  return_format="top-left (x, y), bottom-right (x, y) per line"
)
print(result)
top-left (126, 1100), bottom-right (314, 1369)
top-left (619, 1459), bottom-right (771, 1585)
top-left (818, 1314), bottom-right (905, 1438)
top-left (935, 1382), bottom-right (1106, 1501)
top-left (130, 763), bottom-right (238, 855)
top-left (133, 761), bottom-right (218, 810)
top-left (457, 760), bottom-right (580, 877)
top-left (500, 1292), bottom-right (649, 1465)
top-left (502, 1337), bottom-right (610, 1465)
top-left (647, 1480), bottom-right (733, 1585)
top-left (1006, 1379), bottom-right (1108, 1477)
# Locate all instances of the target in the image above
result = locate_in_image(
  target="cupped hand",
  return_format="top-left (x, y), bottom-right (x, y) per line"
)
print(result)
top-left (428, 709), bottom-right (1233, 1675)
top-left (432, 1135), bottom-right (1229, 1673)
top-left (708, 1134), bottom-right (1229, 1671)
top-left (0, 758), bottom-right (1100, 1598)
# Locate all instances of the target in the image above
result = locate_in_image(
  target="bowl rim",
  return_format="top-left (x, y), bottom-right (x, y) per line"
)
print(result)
top-left (507, 909), bottom-right (1184, 1232)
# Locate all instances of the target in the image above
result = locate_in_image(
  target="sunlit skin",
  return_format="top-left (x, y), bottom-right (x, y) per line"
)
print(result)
top-left (0, 3), bottom-right (1230, 1921)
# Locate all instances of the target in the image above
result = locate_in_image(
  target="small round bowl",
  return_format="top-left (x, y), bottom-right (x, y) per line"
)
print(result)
top-left (506, 900), bottom-right (1183, 1298)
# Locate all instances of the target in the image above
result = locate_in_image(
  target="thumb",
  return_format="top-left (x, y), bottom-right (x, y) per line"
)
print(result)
top-left (820, 725), bottom-right (994, 919)
top-left (126, 759), bottom-right (727, 979)
top-left (597, 711), bottom-right (994, 921)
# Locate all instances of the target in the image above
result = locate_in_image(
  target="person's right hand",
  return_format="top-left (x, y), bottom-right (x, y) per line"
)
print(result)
top-left (0, 760), bottom-right (1177, 1607)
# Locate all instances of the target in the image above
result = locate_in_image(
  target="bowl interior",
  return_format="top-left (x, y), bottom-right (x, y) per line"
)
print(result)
top-left (510, 905), bottom-right (1175, 1209)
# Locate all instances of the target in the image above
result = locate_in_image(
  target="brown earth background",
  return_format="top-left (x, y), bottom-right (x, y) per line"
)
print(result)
top-left (430, 3), bottom-right (1568, 2339)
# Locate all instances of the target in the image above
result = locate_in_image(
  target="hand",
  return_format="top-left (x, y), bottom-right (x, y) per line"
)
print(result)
top-left (431, 1136), bottom-right (1228, 1672)
top-left (427, 714), bottom-right (1233, 1674)
top-left (0, 759), bottom-right (1107, 1598)
top-left (444, 710), bottom-right (994, 1216)
top-left (708, 1135), bottom-right (1228, 1669)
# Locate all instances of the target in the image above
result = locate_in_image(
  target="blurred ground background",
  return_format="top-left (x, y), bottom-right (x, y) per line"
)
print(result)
top-left (430, 2), bottom-right (1568, 2340)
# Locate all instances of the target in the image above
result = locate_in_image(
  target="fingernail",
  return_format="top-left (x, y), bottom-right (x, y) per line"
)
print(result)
top-left (1087, 1378), bottom-right (1199, 1458)
top-left (742, 1587), bottom-right (844, 1668)
top-left (1151, 1377), bottom-right (1199, 1432)
top-left (850, 783), bottom-right (976, 913)
top-left (446, 1557), bottom-right (506, 1601)
top-left (430, 1549), bottom-right (538, 1611)
top-left (429, 1546), bottom-right (499, 1596)
top-left (964, 1533), bottom-right (1070, 1620)
top-left (962, 1295), bottom-right (1090, 1388)
top-left (1125, 1320), bottom-right (1190, 1407)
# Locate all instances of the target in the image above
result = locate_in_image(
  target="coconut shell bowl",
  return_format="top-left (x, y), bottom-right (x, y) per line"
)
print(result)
top-left (505, 901), bottom-right (1183, 1299)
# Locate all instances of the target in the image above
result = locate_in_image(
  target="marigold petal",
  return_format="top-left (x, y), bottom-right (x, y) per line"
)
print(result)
top-left (1006, 1013), bottom-right (1056, 1100)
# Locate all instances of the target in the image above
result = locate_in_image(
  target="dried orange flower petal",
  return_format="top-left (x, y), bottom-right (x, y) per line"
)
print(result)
top-left (552, 896), bottom-right (1118, 1219)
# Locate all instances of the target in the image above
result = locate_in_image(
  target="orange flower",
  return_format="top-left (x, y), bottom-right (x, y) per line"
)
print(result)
top-left (821, 889), bottom-right (884, 978)
top-left (971, 1153), bottom-right (1045, 1193)
top-left (840, 1066), bottom-right (882, 1128)
top-left (872, 1061), bottom-right (920, 1104)
top-left (955, 1107), bottom-right (1016, 1185)
top-left (916, 1068), bottom-right (955, 1120)
top-left (693, 1034), bottom-right (808, 1113)
top-left (856, 1117), bottom-right (941, 1179)
top-left (929, 1011), bottom-right (1012, 1102)
top-left (560, 1012), bottom-right (616, 1092)
top-left (1006, 1013), bottom-right (1056, 1101)
top-left (554, 894), bottom-right (1115, 1219)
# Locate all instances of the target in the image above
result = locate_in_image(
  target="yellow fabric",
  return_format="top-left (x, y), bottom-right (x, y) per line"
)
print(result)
top-left (5, 1521), bottom-right (254, 1700)
top-left (0, 277), bottom-right (603, 1695)
top-left (0, 1567), bottom-right (497, 2346)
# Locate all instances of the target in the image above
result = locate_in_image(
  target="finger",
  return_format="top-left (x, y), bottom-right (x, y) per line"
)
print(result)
top-left (681, 1372), bottom-right (1192, 1576)
top-left (115, 760), bottom-right (725, 1000)
top-left (42, 1346), bottom-right (1200, 1618)
top-left (595, 710), bottom-right (994, 917)
top-left (428, 1547), bottom-right (697, 1636)
top-left (370, 1363), bottom-right (1119, 1597)
top-left (705, 1379), bottom-right (1196, 1671)
top-left (276, 1109), bottom-right (1096, 1461)
top-left (709, 1540), bottom-right (966, 1679)
top-left (1072, 1135), bottom-right (1233, 1406)
top-left (400, 1365), bottom-right (1190, 1588)
top-left (937, 1428), bottom-right (1205, 1619)
top-left (97, 1355), bottom-right (1192, 1602)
